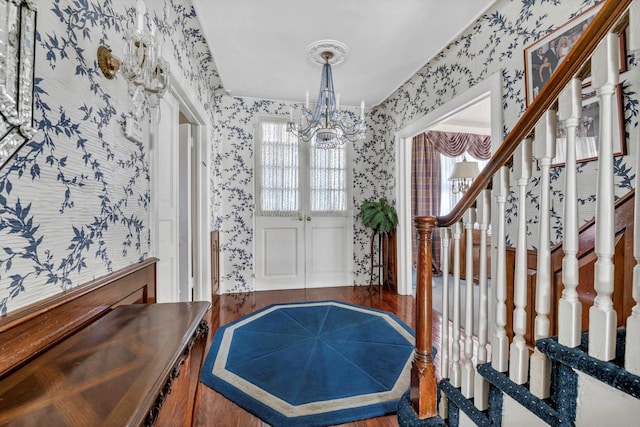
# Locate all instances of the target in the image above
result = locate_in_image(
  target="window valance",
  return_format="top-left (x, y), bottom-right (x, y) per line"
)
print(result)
top-left (421, 130), bottom-right (491, 160)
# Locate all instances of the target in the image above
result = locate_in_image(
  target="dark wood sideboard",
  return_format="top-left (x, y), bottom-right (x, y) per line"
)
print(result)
top-left (0, 259), bottom-right (211, 426)
top-left (0, 302), bottom-right (209, 426)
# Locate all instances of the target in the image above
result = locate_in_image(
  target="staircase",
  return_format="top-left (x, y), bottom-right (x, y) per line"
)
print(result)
top-left (400, 1), bottom-right (640, 425)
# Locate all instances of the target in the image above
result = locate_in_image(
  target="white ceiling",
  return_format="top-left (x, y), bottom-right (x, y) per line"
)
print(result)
top-left (192, 0), bottom-right (497, 108)
top-left (430, 97), bottom-right (492, 135)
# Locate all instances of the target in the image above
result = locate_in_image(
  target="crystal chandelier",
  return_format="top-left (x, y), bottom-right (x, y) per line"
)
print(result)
top-left (288, 40), bottom-right (365, 149)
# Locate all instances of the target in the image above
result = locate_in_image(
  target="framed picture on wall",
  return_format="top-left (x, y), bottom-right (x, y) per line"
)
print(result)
top-left (523, 4), bottom-right (603, 106)
top-left (551, 82), bottom-right (625, 167)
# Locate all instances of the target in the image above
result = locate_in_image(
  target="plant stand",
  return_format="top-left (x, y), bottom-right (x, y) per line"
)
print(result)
top-left (369, 231), bottom-right (391, 289)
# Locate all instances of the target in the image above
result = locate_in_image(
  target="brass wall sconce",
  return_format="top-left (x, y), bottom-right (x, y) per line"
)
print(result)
top-left (96, 0), bottom-right (169, 117)
top-left (97, 45), bottom-right (121, 80)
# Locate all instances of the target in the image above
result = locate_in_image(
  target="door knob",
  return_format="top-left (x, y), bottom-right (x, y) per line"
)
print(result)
top-left (306, 216), bottom-right (311, 221)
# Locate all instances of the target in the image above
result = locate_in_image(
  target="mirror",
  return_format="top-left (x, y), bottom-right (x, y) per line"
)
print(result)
top-left (0, 0), bottom-right (37, 170)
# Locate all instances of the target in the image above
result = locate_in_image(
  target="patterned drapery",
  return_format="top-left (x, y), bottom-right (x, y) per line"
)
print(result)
top-left (426, 130), bottom-right (491, 160)
top-left (411, 133), bottom-right (441, 270)
top-left (411, 131), bottom-right (491, 272)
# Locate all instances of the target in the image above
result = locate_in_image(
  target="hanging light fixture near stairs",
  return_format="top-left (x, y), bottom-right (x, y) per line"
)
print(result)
top-left (288, 40), bottom-right (366, 148)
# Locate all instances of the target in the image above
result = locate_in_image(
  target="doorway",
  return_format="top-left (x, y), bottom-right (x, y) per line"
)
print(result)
top-left (151, 83), bottom-right (211, 303)
top-left (253, 117), bottom-right (353, 291)
top-left (395, 72), bottom-right (503, 297)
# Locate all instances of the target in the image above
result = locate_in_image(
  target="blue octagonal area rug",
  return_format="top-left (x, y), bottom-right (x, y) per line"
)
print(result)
top-left (200, 300), bottom-right (415, 426)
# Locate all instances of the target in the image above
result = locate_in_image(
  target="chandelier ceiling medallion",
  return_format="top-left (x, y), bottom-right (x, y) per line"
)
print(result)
top-left (288, 40), bottom-right (365, 149)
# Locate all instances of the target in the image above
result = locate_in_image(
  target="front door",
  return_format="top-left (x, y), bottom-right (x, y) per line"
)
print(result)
top-left (254, 118), bottom-right (352, 291)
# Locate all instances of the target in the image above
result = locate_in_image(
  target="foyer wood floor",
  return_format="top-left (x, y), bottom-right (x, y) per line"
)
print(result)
top-left (193, 286), bottom-right (445, 427)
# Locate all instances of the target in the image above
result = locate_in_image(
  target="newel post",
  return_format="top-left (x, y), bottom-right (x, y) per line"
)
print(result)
top-left (410, 216), bottom-right (438, 419)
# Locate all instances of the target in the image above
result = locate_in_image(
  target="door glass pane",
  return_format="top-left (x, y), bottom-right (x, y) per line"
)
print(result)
top-left (257, 119), bottom-right (299, 215)
top-left (310, 144), bottom-right (347, 215)
top-left (256, 118), bottom-right (349, 216)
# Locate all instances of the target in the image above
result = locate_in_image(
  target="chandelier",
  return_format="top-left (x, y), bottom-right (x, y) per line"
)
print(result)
top-left (97, 0), bottom-right (169, 117)
top-left (288, 40), bottom-right (365, 149)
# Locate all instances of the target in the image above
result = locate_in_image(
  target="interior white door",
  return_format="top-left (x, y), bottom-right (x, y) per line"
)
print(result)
top-left (178, 123), bottom-right (193, 301)
top-left (304, 216), bottom-right (352, 288)
top-left (255, 216), bottom-right (305, 290)
top-left (255, 215), bottom-right (351, 290)
top-left (155, 93), bottom-right (180, 302)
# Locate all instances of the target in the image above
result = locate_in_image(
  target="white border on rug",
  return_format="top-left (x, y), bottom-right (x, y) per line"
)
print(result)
top-left (211, 301), bottom-right (415, 417)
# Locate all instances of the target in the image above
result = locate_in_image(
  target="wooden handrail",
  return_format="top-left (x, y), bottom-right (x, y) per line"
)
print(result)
top-left (435, 0), bottom-right (632, 228)
top-left (410, 0), bottom-right (633, 420)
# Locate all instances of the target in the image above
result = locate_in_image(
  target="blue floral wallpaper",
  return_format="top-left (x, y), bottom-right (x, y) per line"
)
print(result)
top-left (2, 0), bottom-right (638, 309)
top-left (213, 95), bottom-right (386, 291)
top-left (214, 0), bottom-right (639, 293)
top-left (0, 0), bottom-right (220, 314)
top-left (376, 0), bottom-right (638, 250)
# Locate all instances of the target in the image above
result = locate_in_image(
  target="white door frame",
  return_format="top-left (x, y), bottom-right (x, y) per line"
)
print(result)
top-left (394, 72), bottom-right (503, 296)
top-left (150, 77), bottom-right (211, 302)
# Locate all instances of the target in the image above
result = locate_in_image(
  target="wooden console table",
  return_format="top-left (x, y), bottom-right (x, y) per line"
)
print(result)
top-left (0, 301), bottom-right (210, 426)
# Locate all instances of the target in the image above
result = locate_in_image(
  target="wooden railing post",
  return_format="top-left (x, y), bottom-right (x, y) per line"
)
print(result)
top-left (462, 207), bottom-right (477, 398)
top-left (510, 137), bottom-right (532, 385)
top-left (411, 216), bottom-right (438, 419)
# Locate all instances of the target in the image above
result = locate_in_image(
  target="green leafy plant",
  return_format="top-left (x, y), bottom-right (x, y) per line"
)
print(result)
top-left (359, 198), bottom-right (398, 234)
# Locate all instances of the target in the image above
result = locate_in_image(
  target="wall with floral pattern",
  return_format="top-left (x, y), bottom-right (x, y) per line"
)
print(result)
top-left (0, 0), bottom-right (221, 314)
top-left (375, 0), bottom-right (638, 251)
top-left (213, 0), bottom-right (639, 292)
top-left (2, 0), bottom-right (637, 308)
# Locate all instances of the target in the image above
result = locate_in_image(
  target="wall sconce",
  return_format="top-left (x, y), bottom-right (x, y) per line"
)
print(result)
top-left (97, 0), bottom-right (169, 117)
top-left (449, 157), bottom-right (480, 194)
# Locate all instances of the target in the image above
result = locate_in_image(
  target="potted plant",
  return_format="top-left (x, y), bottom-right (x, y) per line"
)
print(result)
top-left (359, 198), bottom-right (398, 288)
top-left (359, 198), bottom-right (398, 234)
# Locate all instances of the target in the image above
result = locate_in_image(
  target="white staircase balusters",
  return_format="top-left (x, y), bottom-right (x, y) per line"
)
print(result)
top-left (625, 0), bottom-right (640, 376)
top-left (509, 138), bottom-right (533, 385)
top-left (450, 221), bottom-right (463, 388)
top-left (462, 207), bottom-right (477, 398)
top-left (530, 110), bottom-right (556, 399)
top-left (492, 166), bottom-right (510, 373)
top-left (439, 227), bottom-right (450, 418)
top-left (558, 78), bottom-right (583, 348)
top-left (474, 189), bottom-right (491, 410)
top-left (626, 107), bottom-right (640, 375)
top-left (589, 32), bottom-right (620, 362)
top-left (440, 228), bottom-right (451, 380)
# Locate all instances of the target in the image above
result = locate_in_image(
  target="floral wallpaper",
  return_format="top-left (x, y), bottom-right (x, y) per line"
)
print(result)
top-left (2, 0), bottom-right (638, 308)
top-left (214, 0), bottom-right (639, 293)
top-left (0, 0), bottom-right (220, 314)
top-left (213, 95), bottom-right (387, 291)
top-left (375, 0), bottom-right (638, 250)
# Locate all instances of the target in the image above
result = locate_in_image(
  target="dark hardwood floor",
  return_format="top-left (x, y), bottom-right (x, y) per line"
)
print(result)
top-left (193, 286), bottom-right (445, 427)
